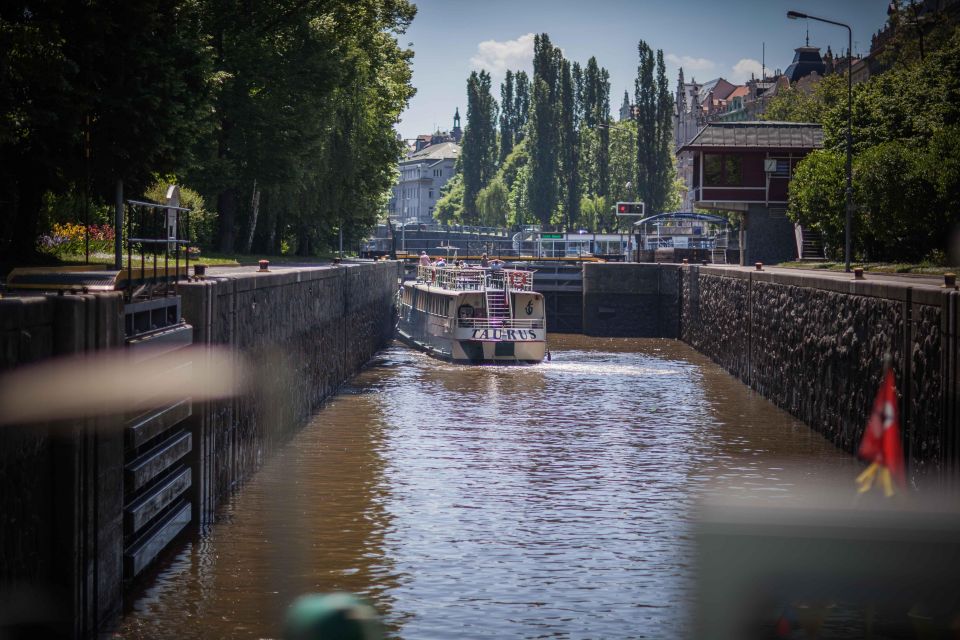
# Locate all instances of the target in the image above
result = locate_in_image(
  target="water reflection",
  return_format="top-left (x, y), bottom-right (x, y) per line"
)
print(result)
top-left (113, 335), bottom-right (852, 639)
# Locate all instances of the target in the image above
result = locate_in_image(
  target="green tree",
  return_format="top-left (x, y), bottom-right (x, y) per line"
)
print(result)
top-left (559, 59), bottom-right (580, 229)
top-left (526, 34), bottom-right (561, 227)
top-left (461, 69), bottom-right (498, 223)
top-left (788, 149), bottom-right (847, 259)
top-left (435, 173), bottom-right (464, 224)
top-left (1, 0), bottom-right (212, 262)
top-left (499, 70), bottom-right (515, 163)
top-left (476, 178), bottom-right (510, 227)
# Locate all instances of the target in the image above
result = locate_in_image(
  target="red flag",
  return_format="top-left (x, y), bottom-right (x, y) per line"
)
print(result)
top-left (857, 368), bottom-right (906, 490)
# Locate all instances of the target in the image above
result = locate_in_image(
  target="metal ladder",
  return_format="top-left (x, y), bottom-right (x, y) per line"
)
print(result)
top-left (484, 285), bottom-right (511, 319)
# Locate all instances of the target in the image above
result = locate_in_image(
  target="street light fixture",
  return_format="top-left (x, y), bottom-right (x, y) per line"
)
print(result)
top-left (788, 10), bottom-right (854, 272)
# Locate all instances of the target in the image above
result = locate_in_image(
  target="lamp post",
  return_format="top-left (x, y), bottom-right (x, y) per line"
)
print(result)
top-left (788, 10), bottom-right (853, 272)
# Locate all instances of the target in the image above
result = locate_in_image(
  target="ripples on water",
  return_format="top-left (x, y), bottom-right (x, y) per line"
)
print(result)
top-left (114, 335), bottom-right (853, 639)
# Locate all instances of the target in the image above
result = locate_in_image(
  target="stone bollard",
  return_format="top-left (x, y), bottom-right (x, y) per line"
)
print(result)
top-left (682, 258), bottom-right (689, 265)
top-left (944, 272), bottom-right (957, 289)
top-left (194, 264), bottom-right (206, 278)
top-left (755, 262), bottom-right (763, 271)
top-left (854, 267), bottom-right (864, 280)
top-left (258, 260), bottom-right (270, 272)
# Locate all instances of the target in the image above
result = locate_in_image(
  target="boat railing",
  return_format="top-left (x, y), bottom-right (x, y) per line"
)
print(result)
top-left (416, 266), bottom-right (535, 292)
top-left (457, 318), bottom-right (545, 330)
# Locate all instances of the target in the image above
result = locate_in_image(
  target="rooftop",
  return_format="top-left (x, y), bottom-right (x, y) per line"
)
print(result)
top-left (680, 121), bottom-right (824, 151)
top-left (403, 141), bottom-right (461, 163)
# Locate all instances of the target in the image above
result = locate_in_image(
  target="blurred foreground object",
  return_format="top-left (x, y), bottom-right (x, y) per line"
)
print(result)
top-left (0, 345), bottom-right (245, 424)
top-left (695, 482), bottom-right (960, 639)
top-left (284, 593), bottom-right (384, 640)
top-left (856, 366), bottom-right (906, 497)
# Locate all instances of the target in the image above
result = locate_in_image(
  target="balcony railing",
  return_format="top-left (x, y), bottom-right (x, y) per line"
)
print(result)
top-left (416, 266), bottom-right (535, 292)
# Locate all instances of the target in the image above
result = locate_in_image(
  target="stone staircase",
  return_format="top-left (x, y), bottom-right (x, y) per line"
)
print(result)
top-left (800, 228), bottom-right (826, 261)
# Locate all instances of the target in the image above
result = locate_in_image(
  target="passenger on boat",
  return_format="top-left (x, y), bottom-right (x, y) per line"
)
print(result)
top-left (480, 253), bottom-right (489, 268)
top-left (436, 257), bottom-right (446, 267)
top-left (489, 258), bottom-right (504, 272)
top-left (419, 251), bottom-right (431, 267)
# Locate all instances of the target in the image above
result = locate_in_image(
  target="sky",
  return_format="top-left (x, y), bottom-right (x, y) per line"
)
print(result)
top-left (396, 0), bottom-right (892, 140)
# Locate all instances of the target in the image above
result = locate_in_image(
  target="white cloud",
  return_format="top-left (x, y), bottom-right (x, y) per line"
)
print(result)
top-left (664, 53), bottom-right (716, 74)
top-left (469, 33), bottom-right (535, 84)
top-left (730, 58), bottom-right (764, 83)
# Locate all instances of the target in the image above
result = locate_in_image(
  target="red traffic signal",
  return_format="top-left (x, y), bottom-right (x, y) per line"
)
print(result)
top-left (616, 201), bottom-right (644, 215)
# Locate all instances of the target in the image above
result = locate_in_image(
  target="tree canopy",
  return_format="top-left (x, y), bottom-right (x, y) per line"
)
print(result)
top-left (1, 0), bottom-right (417, 261)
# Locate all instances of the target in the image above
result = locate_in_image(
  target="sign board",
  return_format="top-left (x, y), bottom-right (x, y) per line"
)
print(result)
top-left (541, 233), bottom-right (563, 239)
top-left (764, 158), bottom-right (778, 173)
top-left (165, 185), bottom-right (180, 241)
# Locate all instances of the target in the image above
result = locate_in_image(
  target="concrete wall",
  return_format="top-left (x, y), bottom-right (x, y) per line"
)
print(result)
top-left (582, 263), bottom-right (679, 338)
top-left (743, 204), bottom-right (797, 265)
top-left (0, 261), bottom-right (398, 638)
top-left (0, 293), bottom-right (125, 639)
top-left (680, 266), bottom-right (958, 488)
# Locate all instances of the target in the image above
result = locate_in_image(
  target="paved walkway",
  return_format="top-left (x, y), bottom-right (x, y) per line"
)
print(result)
top-left (704, 263), bottom-right (955, 292)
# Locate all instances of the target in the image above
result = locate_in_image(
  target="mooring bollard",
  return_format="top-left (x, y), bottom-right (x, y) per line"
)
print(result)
top-left (258, 260), bottom-right (270, 272)
top-left (194, 264), bottom-right (206, 278)
top-left (854, 267), bottom-right (864, 280)
top-left (944, 272), bottom-right (957, 289)
top-left (755, 262), bottom-right (763, 271)
top-left (682, 258), bottom-right (689, 265)
top-left (701, 260), bottom-right (709, 266)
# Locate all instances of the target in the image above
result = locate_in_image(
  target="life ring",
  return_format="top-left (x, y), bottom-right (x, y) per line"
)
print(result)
top-left (510, 272), bottom-right (527, 289)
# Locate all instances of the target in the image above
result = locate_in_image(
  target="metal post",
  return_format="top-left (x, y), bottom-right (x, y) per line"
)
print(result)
top-left (114, 180), bottom-right (123, 269)
top-left (844, 24), bottom-right (853, 273)
top-left (787, 10), bottom-right (853, 271)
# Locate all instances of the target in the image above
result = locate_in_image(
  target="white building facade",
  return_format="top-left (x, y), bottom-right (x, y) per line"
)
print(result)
top-left (388, 141), bottom-right (460, 224)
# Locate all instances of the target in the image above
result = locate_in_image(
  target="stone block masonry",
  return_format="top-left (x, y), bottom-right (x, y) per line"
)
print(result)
top-left (680, 266), bottom-right (958, 489)
top-left (180, 262), bottom-right (398, 524)
top-left (581, 262), bottom-right (959, 488)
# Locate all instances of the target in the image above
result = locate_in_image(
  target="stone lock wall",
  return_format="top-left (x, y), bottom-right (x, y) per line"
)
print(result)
top-left (680, 266), bottom-right (958, 487)
top-left (582, 263), bottom-right (680, 338)
top-left (180, 262), bottom-right (398, 523)
top-left (0, 261), bottom-right (399, 638)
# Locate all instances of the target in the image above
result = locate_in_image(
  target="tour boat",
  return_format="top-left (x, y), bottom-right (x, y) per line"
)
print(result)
top-left (397, 265), bottom-right (547, 363)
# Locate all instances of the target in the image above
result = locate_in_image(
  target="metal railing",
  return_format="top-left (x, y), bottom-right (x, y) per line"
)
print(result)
top-left (415, 266), bottom-right (535, 292)
top-left (457, 318), bottom-right (545, 329)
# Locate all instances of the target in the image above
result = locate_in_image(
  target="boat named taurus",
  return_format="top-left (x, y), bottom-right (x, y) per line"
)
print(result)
top-left (397, 265), bottom-right (546, 363)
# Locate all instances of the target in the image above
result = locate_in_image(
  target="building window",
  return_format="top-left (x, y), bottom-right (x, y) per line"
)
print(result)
top-left (703, 154), bottom-right (742, 186)
top-left (429, 189), bottom-right (434, 199)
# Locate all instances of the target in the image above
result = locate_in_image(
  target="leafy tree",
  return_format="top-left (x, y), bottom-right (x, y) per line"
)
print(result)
top-left (788, 150), bottom-right (847, 259)
top-left (559, 58), bottom-right (580, 229)
top-left (476, 178), bottom-right (509, 227)
top-left (633, 41), bottom-right (672, 215)
top-left (1, 0), bottom-right (211, 262)
top-left (513, 70), bottom-right (530, 143)
top-left (461, 69), bottom-right (498, 223)
top-left (509, 164), bottom-right (532, 227)
top-left (499, 71), bottom-right (515, 163)
top-left (526, 34), bottom-right (561, 227)
top-left (435, 173), bottom-right (464, 224)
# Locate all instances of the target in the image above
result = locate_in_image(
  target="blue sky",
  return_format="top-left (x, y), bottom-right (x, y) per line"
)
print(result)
top-left (396, 0), bottom-right (891, 140)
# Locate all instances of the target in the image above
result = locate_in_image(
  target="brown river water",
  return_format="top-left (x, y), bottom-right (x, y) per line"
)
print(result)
top-left (112, 335), bottom-right (855, 639)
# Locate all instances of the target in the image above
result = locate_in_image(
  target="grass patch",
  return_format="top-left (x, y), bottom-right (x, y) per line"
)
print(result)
top-left (778, 261), bottom-right (956, 275)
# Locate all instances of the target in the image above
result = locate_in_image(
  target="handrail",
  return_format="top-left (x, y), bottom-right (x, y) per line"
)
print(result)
top-left (415, 266), bottom-right (535, 292)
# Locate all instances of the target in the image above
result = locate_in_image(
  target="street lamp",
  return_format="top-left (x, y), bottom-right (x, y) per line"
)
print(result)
top-left (788, 10), bottom-right (853, 272)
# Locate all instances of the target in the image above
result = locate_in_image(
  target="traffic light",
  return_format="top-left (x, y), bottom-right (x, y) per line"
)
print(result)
top-left (616, 201), bottom-right (645, 215)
